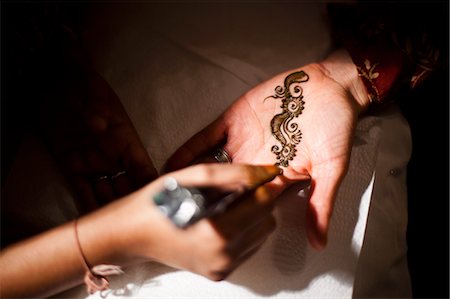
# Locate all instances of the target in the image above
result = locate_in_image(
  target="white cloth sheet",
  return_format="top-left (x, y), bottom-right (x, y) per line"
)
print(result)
top-left (3, 2), bottom-right (412, 298)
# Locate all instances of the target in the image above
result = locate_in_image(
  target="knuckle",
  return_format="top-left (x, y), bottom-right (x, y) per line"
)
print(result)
top-left (196, 221), bottom-right (230, 252)
top-left (211, 239), bottom-right (229, 255)
top-left (214, 253), bottom-right (233, 271)
top-left (203, 252), bottom-right (233, 282)
top-left (240, 165), bottom-right (260, 185)
top-left (254, 187), bottom-right (276, 209)
top-left (192, 164), bottom-right (216, 182)
top-left (207, 271), bottom-right (228, 282)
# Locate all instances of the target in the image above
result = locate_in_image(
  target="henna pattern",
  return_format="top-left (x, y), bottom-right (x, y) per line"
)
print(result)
top-left (265, 71), bottom-right (309, 167)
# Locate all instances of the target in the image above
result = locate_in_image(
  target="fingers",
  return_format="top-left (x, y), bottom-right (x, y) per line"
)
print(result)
top-left (60, 146), bottom-right (134, 204)
top-left (207, 187), bottom-right (277, 281)
top-left (191, 183), bottom-right (277, 281)
top-left (163, 163), bottom-right (281, 190)
top-left (163, 116), bottom-right (228, 172)
top-left (40, 67), bottom-right (157, 211)
top-left (123, 142), bottom-right (158, 187)
top-left (70, 176), bottom-right (98, 214)
top-left (163, 164), bottom-right (282, 232)
top-left (155, 163), bottom-right (281, 237)
top-left (150, 164), bottom-right (281, 281)
top-left (93, 177), bottom-right (115, 204)
top-left (212, 185), bottom-right (276, 239)
top-left (91, 171), bottom-right (135, 205)
top-left (226, 214), bottom-right (277, 259)
top-left (83, 72), bottom-right (111, 135)
top-left (111, 171), bottom-right (134, 197)
top-left (306, 172), bottom-right (344, 250)
top-left (211, 216), bottom-right (276, 281)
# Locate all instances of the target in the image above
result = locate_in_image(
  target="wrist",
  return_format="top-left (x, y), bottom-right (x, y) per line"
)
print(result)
top-left (76, 195), bottom-right (151, 268)
top-left (78, 181), bottom-right (182, 268)
top-left (319, 48), bottom-right (371, 115)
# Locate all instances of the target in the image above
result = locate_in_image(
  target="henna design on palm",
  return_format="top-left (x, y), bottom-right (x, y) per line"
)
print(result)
top-left (265, 71), bottom-right (309, 167)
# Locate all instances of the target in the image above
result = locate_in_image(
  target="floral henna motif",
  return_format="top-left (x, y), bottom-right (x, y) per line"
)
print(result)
top-left (356, 59), bottom-right (380, 103)
top-left (265, 71), bottom-right (309, 167)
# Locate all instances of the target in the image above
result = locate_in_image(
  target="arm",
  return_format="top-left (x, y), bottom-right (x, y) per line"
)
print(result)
top-left (0, 211), bottom-right (123, 297)
top-left (1, 164), bottom-right (281, 298)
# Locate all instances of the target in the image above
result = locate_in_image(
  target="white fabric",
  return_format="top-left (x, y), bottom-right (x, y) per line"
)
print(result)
top-left (3, 2), bottom-right (412, 298)
top-left (353, 107), bottom-right (412, 298)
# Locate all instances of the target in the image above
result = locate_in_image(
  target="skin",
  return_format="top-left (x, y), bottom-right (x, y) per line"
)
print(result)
top-left (38, 67), bottom-right (158, 213)
top-left (0, 164), bottom-right (281, 298)
top-left (0, 48), bottom-right (369, 298)
top-left (165, 48), bottom-right (371, 250)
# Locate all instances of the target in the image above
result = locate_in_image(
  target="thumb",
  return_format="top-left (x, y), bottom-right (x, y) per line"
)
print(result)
top-left (305, 171), bottom-right (344, 250)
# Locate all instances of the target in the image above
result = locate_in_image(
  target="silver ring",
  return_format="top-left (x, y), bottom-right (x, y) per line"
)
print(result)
top-left (94, 175), bottom-right (109, 182)
top-left (213, 148), bottom-right (232, 163)
top-left (111, 170), bottom-right (127, 180)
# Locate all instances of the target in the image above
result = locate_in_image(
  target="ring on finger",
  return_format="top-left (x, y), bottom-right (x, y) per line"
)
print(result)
top-left (212, 147), bottom-right (232, 164)
top-left (94, 175), bottom-right (109, 182)
top-left (111, 170), bottom-right (127, 180)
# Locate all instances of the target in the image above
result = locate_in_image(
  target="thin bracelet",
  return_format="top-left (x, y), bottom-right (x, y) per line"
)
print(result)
top-left (74, 218), bottom-right (123, 294)
top-left (74, 218), bottom-right (92, 272)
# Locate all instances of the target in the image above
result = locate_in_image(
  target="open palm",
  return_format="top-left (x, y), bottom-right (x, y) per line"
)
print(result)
top-left (166, 61), bottom-right (367, 249)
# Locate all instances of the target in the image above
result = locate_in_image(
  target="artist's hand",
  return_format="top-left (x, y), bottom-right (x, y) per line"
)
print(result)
top-left (1, 164), bottom-right (279, 298)
top-left (39, 67), bottom-right (157, 214)
top-left (165, 49), bottom-right (370, 249)
top-left (105, 164), bottom-right (281, 281)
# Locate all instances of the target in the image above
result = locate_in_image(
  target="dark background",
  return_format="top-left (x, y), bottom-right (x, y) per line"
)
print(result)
top-left (395, 3), bottom-right (449, 296)
top-left (1, 1), bottom-right (449, 298)
top-left (400, 66), bottom-right (449, 298)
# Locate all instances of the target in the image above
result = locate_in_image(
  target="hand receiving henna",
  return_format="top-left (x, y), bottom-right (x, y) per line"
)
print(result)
top-left (39, 67), bottom-right (158, 214)
top-left (165, 49), bottom-right (370, 249)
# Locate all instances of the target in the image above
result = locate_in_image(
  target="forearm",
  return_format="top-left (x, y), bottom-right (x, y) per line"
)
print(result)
top-left (0, 195), bottom-right (147, 298)
top-left (1, 222), bottom-right (85, 297)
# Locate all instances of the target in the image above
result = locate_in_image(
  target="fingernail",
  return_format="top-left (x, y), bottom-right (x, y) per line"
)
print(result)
top-left (260, 165), bottom-right (283, 178)
top-left (313, 233), bottom-right (327, 250)
top-left (306, 228), bottom-right (327, 251)
top-left (264, 165), bottom-right (283, 175)
top-left (250, 165), bottom-right (283, 186)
